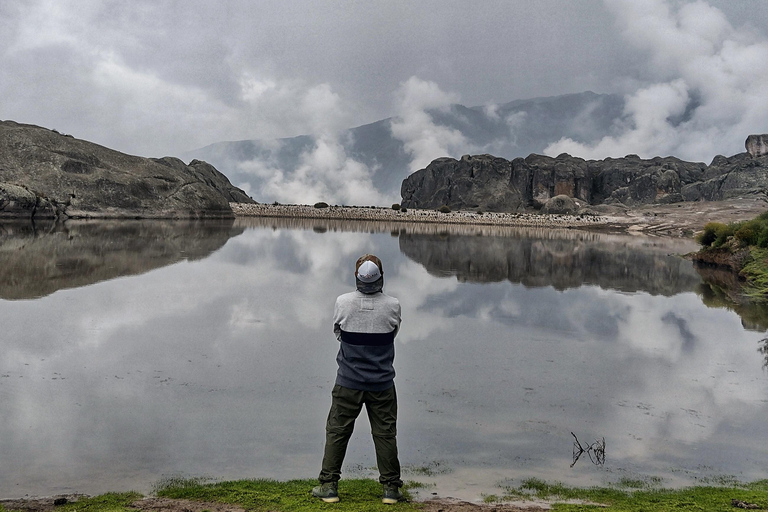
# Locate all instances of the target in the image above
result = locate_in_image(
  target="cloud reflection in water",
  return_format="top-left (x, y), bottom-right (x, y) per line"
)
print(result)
top-left (0, 219), bottom-right (767, 499)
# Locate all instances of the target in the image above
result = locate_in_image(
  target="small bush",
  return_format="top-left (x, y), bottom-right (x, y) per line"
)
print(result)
top-left (734, 220), bottom-right (760, 246)
top-left (698, 213), bottom-right (768, 249)
top-left (697, 222), bottom-right (732, 248)
top-left (392, 203), bottom-right (401, 210)
top-left (400, 207), bottom-right (407, 212)
top-left (313, 201), bottom-right (329, 209)
top-left (734, 218), bottom-right (768, 248)
top-left (438, 204), bottom-right (451, 213)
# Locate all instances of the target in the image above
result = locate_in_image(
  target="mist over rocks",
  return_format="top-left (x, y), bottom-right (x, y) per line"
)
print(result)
top-left (400, 146), bottom-right (768, 213)
top-left (0, 121), bottom-right (253, 219)
top-left (186, 91), bottom-right (624, 204)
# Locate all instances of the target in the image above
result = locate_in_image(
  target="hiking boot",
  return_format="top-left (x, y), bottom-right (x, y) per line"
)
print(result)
top-left (311, 482), bottom-right (339, 503)
top-left (382, 485), bottom-right (404, 504)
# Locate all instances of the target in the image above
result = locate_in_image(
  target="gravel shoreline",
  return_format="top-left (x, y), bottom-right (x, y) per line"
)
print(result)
top-left (230, 202), bottom-right (616, 230)
top-left (231, 197), bottom-right (768, 237)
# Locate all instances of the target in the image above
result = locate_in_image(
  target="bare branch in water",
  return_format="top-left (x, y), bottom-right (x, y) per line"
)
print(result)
top-left (571, 432), bottom-right (605, 467)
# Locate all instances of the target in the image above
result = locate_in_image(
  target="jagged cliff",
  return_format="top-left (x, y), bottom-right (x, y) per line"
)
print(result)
top-left (0, 121), bottom-right (254, 219)
top-left (401, 136), bottom-right (768, 213)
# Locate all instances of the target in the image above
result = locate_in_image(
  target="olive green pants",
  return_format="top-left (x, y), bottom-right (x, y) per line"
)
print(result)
top-left (319, 384), bottom-right (402, 487)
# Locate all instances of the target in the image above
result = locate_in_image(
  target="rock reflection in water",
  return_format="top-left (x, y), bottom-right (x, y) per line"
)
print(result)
top-left (398, 228), bottom-right (702, 296)
top-left (0, 219), bottom-right (242, 300)
top-left (235, 215), bottom-right (768, 329)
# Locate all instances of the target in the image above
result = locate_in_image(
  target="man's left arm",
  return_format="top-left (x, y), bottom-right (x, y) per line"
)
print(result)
top-left (392, 301), bottom-right (402, 338)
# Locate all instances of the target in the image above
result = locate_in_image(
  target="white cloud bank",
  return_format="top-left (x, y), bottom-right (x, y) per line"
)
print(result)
top-left (237, 82), bottom-right (386, 206)
top-left (545, 0), bottom-right (768, 162)
top-left (390, 77), bottom-right (473, 172)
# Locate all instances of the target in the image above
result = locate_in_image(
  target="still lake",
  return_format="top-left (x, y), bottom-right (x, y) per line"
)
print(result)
top-left (1, 217), bottom-right (767, 500)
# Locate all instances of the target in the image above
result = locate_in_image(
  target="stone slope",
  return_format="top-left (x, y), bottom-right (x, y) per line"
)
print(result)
top-left (0, 120), bottom-right (253, 219)
top-left (401, 141), bottom-right (768, 213)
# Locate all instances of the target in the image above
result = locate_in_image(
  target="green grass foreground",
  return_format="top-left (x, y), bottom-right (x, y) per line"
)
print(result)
top-left (486, 477), bottom-right (768, 511)
top-left (151, 478), bottom-right (420, 511)
top-left (2, 478), bottom-right (768, 512)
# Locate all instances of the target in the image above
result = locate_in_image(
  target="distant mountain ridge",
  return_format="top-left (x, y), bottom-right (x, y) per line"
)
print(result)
top-left (185, 91), bottom-right (625, 202)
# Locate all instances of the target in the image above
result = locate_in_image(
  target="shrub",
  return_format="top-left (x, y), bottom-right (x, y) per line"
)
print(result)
top-left (400, 207), bottom-right (407, 213)
top-left (734, 218), bottom-right (768, 249)
top-left (735, 220), bottom-right (760, 246)
top-left (697, 222), bottom-right (731, 248)
top-left (391, 203), bottom-right (401, 210)
top-left (438, 204), bottom-right (451, 213)
top-left (313, 202), bottom-right (329, 209)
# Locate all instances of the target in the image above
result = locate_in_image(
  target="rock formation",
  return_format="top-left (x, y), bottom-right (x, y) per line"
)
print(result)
top-left (0, 120), bottom-right (254, 219)
top-left (746, 134), bottom-right (768, 158)
top-left (401, 144), bottom-right (768, 213)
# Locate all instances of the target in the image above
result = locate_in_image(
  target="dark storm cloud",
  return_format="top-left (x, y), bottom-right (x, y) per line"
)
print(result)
top-left (0, 0), bottom-right (626, 156)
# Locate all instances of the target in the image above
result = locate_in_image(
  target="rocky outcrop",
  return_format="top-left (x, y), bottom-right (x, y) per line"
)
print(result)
top-left (746, 134), bottom-right (768, 158)
top-left (401, 149), bottom-right (768, 213)
top-left (0, 121), bottom-right (254, 219)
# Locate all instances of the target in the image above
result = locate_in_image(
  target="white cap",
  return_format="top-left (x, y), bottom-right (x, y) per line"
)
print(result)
top-left (356, 260), bottom-right (382, 283)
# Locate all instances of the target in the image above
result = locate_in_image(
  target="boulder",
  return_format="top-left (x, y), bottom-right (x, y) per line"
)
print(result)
top-left (746, 134), bottom-right (768, 158)
top-left (0, 120), bottom-right (255, 219)
top-left (541, 194), bottom-right (578, 215)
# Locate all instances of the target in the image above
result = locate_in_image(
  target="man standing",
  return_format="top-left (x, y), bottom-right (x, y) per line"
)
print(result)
top-left (312, 254), bottom-right (404, 504)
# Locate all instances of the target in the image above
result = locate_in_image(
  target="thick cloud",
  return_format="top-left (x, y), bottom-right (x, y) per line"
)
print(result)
top-left (237, 83), bottom-right (385, 205)
top-left (546, 0), bottom-right (768, 162)
top-left (389, 77), bottom-right (473, 172)
top-left (2, 0), bottom-right (767, 171)
top-left (0, 0), bottom-right (634, 157)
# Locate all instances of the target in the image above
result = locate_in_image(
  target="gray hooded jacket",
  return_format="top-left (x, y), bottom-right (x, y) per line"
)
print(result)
top-left (332, 289), bottom-right (401, 391)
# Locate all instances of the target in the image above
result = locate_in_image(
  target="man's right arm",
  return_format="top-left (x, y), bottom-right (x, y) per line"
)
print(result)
top-left (333, 298), bottom-right (343, 341)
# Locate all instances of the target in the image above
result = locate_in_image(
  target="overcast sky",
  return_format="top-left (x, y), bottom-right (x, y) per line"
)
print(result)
top-left (2, 0), bottom-right (768, 164)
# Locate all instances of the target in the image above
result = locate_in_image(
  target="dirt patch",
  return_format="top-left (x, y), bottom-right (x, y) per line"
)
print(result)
top-left (130, 498), bottom-right (247, 512)
top-left (418, 498), bottom-right (549, 511)
top-left (0, 495), bottom-right (88, 512)
top-left (604, 197), bottom-right (768, 236)
top-left (0, 495), bottom-right (551, 512)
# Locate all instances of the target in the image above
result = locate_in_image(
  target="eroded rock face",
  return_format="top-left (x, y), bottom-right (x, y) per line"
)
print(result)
top-left (401, 151), bottom-right (768, 212)
top-left (746, 134), bottom-right (768, 158)
top-left (0, 121), bottom-right (254, 219)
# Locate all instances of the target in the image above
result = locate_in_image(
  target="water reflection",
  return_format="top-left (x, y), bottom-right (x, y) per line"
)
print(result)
top-left (398, 229), bottom-right (701, 295)
top-left (1, 219), bottom-right (767, 501)
top-left (0, 219), bottom-right (242, 300)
